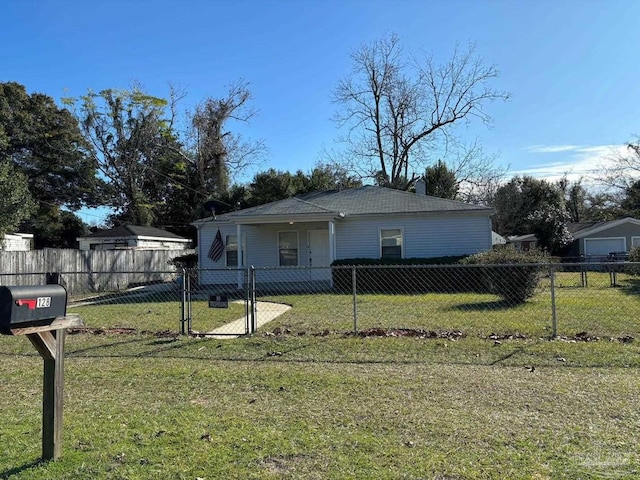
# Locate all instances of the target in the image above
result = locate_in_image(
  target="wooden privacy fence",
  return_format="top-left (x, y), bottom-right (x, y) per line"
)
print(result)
top-left (0, 248), bottom-right (195, 296)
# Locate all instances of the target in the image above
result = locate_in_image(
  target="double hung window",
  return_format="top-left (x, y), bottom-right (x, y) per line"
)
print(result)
top-left (380, 228), bottom-right (403, 259)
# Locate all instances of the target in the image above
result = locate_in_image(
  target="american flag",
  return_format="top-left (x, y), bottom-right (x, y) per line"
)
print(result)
top-left (208, 229), bottom-right (224, 262)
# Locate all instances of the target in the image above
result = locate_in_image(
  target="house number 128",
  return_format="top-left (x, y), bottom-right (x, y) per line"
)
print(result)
top-left (36, 297), bottom-right (52, 308)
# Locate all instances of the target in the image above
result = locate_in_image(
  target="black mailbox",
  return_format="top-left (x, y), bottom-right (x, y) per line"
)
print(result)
top-left (0, 285), bottom-right (67, 332)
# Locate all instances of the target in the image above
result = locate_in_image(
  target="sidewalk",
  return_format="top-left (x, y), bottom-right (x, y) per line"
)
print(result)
top-left (204, 301), bottom-right (291, 339)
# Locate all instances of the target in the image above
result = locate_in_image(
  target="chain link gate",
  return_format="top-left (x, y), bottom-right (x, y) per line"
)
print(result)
top-left (180, 267), bottom-right (257, 337)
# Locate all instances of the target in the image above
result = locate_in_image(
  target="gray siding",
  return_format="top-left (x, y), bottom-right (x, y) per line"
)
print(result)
top-left (199, 222), bottom-right (331, 285)
top-left (198, 213), bottom-right (493, 284)
top-left (578, 221), bottom-right (640, 255)
top-left (335, 214), bottom-right (492, 259)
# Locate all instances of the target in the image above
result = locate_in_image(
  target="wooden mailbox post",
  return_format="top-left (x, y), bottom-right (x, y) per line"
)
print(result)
top-left (8, 315), bottom-right (83, 461)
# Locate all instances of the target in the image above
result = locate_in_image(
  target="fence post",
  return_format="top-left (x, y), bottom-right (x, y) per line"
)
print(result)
top-left (180, 268), bottom-right (186, 335)
top-left (253, 266), bottom-right (258, 333)
top-left (244, 268), bottom-right (250, 335)
top-left (186, 268), bottom-right (192, 334)
top-left (352, 266), bottom-right (358, 334)
top-left (250, 266), bottom-right (257, 334)
top-left (550, 264), bottom-right (557, 338)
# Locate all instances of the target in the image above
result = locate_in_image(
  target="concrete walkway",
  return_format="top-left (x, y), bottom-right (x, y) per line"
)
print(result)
top-left (204, 301), bottom-right (291, 339)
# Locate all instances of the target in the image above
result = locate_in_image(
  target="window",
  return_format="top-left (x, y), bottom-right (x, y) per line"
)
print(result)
top-left (380, 228), bottom-right (403, 259)
top-left (226, 235), bottom-right (238, 266)
top-left (278, 231), bottom-right (299, 266)
top-left (632, 237), bottom-right (640, 248)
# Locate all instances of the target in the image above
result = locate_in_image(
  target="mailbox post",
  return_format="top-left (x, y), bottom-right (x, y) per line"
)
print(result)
top-left (0, 285), bottom-right (82, 461)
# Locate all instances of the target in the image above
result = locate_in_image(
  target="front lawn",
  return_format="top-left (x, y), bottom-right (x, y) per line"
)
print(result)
top-left (1, 276), bottom-right (638, 479)
top-left (1, 331), bottom-right (639, 479)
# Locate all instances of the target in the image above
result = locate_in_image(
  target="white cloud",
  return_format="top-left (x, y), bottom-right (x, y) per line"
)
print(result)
top-left (526, 145), bottom-right (582, 154)
top-left (513, 144), bottom-right (629, 188)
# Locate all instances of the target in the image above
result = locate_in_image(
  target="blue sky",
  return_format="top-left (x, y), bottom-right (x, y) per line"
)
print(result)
top-left (2, 0), bottom-right (639, 224)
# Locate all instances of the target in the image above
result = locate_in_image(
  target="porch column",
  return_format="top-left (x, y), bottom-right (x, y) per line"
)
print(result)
top-left (328, 220), bottom-right (336, 263)
top-left (237, 224), bottom-right (243, 289)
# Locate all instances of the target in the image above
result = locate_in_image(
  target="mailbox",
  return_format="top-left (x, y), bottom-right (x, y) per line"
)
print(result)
top-left (0, 285), bottom-right (67, 332)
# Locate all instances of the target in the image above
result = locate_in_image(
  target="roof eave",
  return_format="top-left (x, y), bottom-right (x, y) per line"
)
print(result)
top-left (343, 208), bottom-right (494, 218)
top-left (234, 212), bottom-right (344, 224)
top-left (572, 217), bottom-right (640, 240)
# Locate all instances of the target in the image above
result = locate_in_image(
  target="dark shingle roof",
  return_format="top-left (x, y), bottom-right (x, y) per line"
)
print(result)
top-left (567, 221), bottom-right (601, 235)
top-left (82, 224), bottom-right (186, 240)
top-left (297, 187), bottom-right (490, 214)
top-left (211, 186), bottom-right (491, 221)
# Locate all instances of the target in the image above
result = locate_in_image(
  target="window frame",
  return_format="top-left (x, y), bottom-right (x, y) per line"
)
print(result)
top-left (225, 234), bottom-right (238, 267)
top-left (277, 230), bottom-right (300, 267)
top-left (379, 227), bottom-right (404, 260)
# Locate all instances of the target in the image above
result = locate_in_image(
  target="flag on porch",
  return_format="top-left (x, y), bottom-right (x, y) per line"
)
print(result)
top-left (208, 229), bottom-right (224, 261)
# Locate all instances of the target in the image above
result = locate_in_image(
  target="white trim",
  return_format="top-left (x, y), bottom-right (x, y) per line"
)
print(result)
top-left (225, 234), bottom-right (238, 267)
top-left (631, 236), bottom-right (640, 249)
top-left (379, 226), bottom-right (404, 259)
top-left (277, 230), bottom-right (300, 267)
top-left (328, 221), bottom-right (336, 264)
top-left (236, 225), bottom-right (244, 289)
top-left (306, 228), bottom-right (331, 267)
top-left (584, 236), bottom-right (626, 255)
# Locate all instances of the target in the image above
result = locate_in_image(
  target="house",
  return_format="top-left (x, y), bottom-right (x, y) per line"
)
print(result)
top-left (508, 217), bottom-right (640, 259)
top-left (192, 186), bottom-right (494, 288)
top-left (507, 233), bottom-right (537, 251)
top-left (564, 217), bottom-right (640, 259)
top-left (77, 224), bottom-right (192, 251)
top-left (0, 233), bottom-right (34, 251)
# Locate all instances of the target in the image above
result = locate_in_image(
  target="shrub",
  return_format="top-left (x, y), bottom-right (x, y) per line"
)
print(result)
top-left (460, 245), bottom-right (548, 303)
top-left (330, 256), bottom-right (486, 294)
top-left (169, 253), bottom-right (198, 269)
top-left (626, 246), bottom-right (640, 275)
top-left (331, 256), bottom-right (467, 266)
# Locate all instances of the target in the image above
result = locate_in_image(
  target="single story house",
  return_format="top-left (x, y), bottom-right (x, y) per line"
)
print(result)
top-left (508, 217), bottom-right (640, 258)
top-left (564, 217), bottom-right (640, 258)
top-left (0, 233), bottom-right (34, 251)
top-left (77, 224), bottom-right (192, 251)
top-left (507, 233), bottom-right (537, 251)
top-left (192, 186), bottom-right (494, 288)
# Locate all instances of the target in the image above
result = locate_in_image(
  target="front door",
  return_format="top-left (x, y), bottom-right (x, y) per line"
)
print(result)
top-left (307, 229), bottom-right (330, 282)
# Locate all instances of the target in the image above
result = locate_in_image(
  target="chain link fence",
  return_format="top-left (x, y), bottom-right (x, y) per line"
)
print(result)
top-left (1, 263), bottom-right (639, 341)
top-left (251, 263), bottom-right (640, 341)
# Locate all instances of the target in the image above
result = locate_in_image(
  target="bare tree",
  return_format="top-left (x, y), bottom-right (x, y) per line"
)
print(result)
top-left (332, 33), bottom-right (509, 190)
top-left (443, 139), bottom-right (508, 204)
top-left (598, 138), bottom-right (640, 192)
top-left (185, 80), bottom-right (266, 197)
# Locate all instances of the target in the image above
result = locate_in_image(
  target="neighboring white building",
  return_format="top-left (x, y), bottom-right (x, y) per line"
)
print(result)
top-left (0, 233), bottom-right (34, 251)
top-left (492, 231), bottom-right (507, 246)
top-left (77, 224), bottom-right (191, 251)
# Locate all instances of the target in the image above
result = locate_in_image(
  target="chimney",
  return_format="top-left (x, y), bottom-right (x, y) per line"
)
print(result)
top-left (415, 178), bottom-right (426, 195)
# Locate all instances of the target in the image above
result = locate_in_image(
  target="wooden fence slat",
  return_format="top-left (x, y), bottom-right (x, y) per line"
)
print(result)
top-left (0, 249), bottom-right (194, 296)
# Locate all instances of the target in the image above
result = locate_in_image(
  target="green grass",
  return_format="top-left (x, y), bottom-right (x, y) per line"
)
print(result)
top-left (68, 298), bottom-right (246, 334)
top-left (65, 271), bottom-right (640, 339)
top-left (1, 275), bottom-right (639, 479)
top-left (259, 274), bottom-right (640, 339)
top-left (1, 333), bottom-right (639, 479)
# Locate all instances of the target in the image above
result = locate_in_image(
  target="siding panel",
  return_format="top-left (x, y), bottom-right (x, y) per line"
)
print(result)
top-left (336, 214), bottom-right (491, 259)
